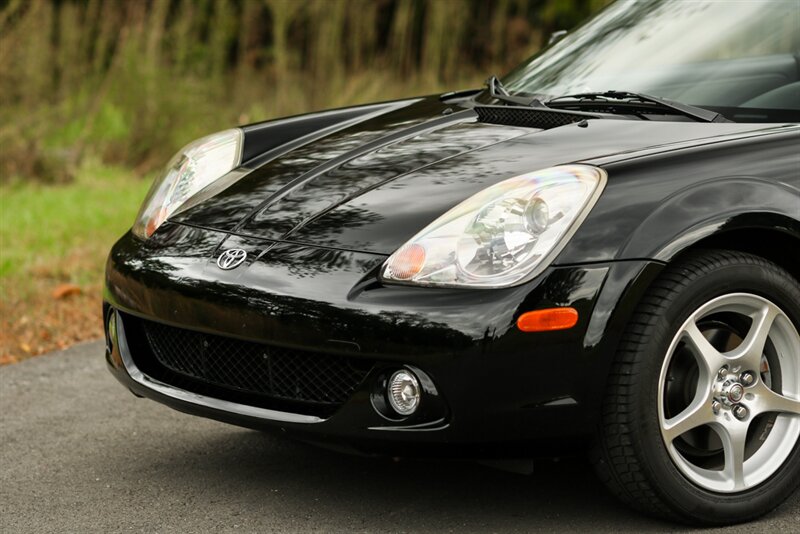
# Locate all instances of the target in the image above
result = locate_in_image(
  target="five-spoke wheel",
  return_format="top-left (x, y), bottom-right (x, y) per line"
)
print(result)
top-left (659, 293), bottom-right (800, 493)
top-left (594, 250), bottom-right (800, 525)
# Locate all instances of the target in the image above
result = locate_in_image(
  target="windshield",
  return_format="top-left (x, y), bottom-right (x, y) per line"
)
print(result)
top-left (502, 0), bottom-right (800, 121)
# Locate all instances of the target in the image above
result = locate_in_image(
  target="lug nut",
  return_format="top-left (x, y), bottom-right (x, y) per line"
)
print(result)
top-left (740, 371), bottom-right (756, 387)
top-left (712, 400), bottom-right (721, 415)
top-left (717, 366), bottom-right (729, 381)
top-left (733, 404), bottom-right (749, 421)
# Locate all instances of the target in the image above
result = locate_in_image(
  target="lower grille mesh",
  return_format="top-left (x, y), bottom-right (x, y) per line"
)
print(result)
top-left (135, 318), bottom-right (373, 412)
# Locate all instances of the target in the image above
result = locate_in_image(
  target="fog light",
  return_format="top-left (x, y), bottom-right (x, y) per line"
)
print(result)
top-left (388, 370), bottom-right (420, 416)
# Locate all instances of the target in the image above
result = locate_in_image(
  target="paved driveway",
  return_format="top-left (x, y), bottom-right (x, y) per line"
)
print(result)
top-left (2, 341), bottom-right (798, 533)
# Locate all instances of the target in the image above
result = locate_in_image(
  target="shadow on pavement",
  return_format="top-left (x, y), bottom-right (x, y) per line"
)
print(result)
top-left (113, 427), bottom-right (677, 532)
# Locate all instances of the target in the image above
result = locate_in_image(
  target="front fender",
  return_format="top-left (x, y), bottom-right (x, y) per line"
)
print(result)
top-left (617, 176), bottom-right (800, 261)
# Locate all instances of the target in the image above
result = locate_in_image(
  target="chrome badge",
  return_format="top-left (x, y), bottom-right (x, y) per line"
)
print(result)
top-left (216, 248), bottom-right (247, 270)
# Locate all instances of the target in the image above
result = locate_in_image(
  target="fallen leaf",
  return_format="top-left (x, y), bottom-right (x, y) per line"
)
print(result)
top-left (0, 354), bottom-right (19, 365)
top-left (52, 283), bottom-right (81, 299)
top-left (20, 342), bottom-right (32, 353)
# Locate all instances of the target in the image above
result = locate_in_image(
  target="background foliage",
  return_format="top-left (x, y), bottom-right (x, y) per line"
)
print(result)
top-left (0, 0), bottom-right (606, 183)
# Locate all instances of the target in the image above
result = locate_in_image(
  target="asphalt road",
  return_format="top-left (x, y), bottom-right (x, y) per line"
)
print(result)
top-left (2, 341), bottom-right (798, 533)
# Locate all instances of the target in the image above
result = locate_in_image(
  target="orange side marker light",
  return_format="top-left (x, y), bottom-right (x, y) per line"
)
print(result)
top-left (517, 307), bottom-right (579, 332)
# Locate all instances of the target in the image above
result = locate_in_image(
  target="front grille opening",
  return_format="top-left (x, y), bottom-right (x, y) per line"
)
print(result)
top-left (121, 314), bottom-right (375, 418)
top-left (474, 105), bottom-right (597, 129)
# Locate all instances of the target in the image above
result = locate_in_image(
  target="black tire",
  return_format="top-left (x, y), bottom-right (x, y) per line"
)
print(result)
top-left (592, 249), bottom-right (800, 525)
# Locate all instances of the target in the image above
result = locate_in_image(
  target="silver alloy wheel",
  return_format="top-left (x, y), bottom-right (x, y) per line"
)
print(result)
top-left (658, 293), bottom-right (800, 493)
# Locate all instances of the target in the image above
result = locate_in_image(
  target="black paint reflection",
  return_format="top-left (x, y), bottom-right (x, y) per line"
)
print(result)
top-left (243, 122), bottom-right (528, 240)
top-left (169, 84), bottom-right (776, 264)
top-left (173, 97), bottom-right (447, 231)
top-left (289, 119), bottom-right (752, 254)
top-left (106, 228), bottom-right (611, 360)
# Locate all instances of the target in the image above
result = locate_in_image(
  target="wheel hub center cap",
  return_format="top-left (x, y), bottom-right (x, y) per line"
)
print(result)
top-left (715, 378), bottom-right (745, 406)
top-left (726, 383), bottom-right (745, 403)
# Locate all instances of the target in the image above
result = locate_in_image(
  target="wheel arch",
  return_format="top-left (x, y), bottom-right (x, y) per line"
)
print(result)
top-left (666, 222), bottom-right (800, 283)
top-left (616, 176), bottom-right (800, 274)
top-left (583, 197), bottom-right (799, 423)
top-left (588, 177), bottom-right (799, 362)
top-left (594, 213), bottom-right (800, 375)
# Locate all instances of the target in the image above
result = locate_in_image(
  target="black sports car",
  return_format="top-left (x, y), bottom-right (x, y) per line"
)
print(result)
top-left (104, 0), bottom-right (800, 526)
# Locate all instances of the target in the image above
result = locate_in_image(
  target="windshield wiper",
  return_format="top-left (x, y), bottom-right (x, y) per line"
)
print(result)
top-left (485, 76), bottom-right (548, 108)
top-left (547, 90), bottom-right (729, 123)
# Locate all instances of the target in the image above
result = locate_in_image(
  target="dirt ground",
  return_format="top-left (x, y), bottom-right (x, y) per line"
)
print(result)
top-left (0, 280), bottom-right (103, 365)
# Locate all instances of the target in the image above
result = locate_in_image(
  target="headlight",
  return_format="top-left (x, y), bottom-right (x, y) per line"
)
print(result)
top-left (381, 165), bottom-right (606, 288)
top-left (132, 129), bottom-right (243, 239)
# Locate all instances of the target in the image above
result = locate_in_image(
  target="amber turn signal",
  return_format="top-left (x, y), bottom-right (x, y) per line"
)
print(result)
top-left (517, 307), bottom-right (579, 332)
top-left (386, 244), bottom-right (426, 280)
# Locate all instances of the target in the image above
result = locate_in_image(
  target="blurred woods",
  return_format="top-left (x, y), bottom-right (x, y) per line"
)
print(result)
top-left (0, 0), bottom-right (605, 183)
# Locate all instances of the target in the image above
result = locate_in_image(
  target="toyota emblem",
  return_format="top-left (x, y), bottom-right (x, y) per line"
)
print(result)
top-left (217, 248), bottom-right (248, 270)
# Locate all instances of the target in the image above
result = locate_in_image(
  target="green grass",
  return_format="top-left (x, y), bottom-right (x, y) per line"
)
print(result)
top-left (0, 163), bottom-right (150, 288)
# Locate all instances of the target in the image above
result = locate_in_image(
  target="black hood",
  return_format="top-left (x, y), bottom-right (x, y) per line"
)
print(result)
top-left (173, 96), bottom-right (765, 255)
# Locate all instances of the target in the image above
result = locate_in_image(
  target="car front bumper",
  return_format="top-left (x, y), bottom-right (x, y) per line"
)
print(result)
top-left (104, 223), bottom-right (663, 457)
